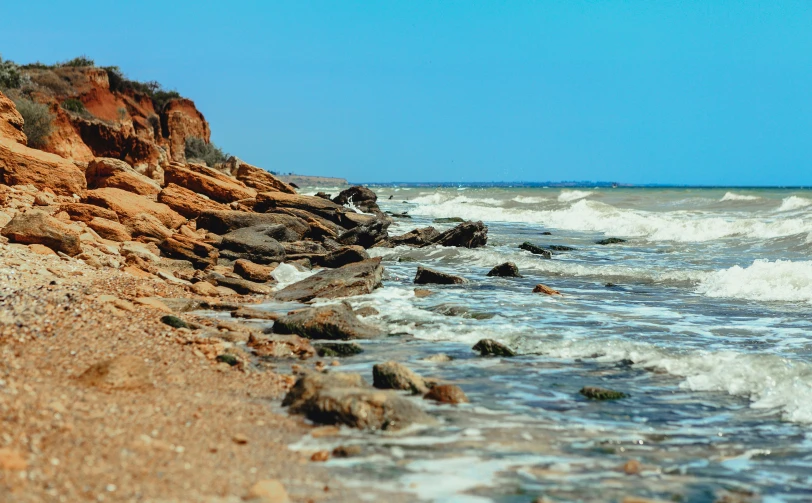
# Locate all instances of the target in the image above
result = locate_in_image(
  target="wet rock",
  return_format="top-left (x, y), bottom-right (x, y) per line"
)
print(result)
top-left (623, 459), bottom-right (642, 475)
top-left (549, 245), bottom-right (575, 251)
top-left (423, 353), bottom-right (453, 363)
top-left (86, 217), bottom-right (131, 242)
top-left (414, 266), bottom-right (466, 285)
top-left (428, 304), bottom-right (494, 320)
top-left (519, 242), bottom-right (552, 259)
top-left (206, 272), bottom-right (273, 295)
top-left (160, 315), bottom-right (190, 328)
top-left (233, 259), bottom-right (276, 282)
top-left (314, 191), bottom-right (331, 200)
top-left (158, 234), bottom-right (219, 269)
top-left (85, 157), bottom-right (161, 195)
top-left (314, 342), bottom-right (364, 357)
top-left (424, 384), bottom-right (469, 404)
top-left (533, 283), bottom-right (561, 295)
top-left (218, 225), bottom-right (288, 263)
top-left (372, 361), bottom-right (429, 394)
top-left (487, 262), bottom-right (522, 277)
top-left (414, 288), bottom-right (433, 298)
top-left (76, 355), bottom-right (152, 390)
top-left (337, 218), bottom-right (390, 248)
top-left (314, 246), bottom-right (369, 268)
top-left (596, 237), bottom-right (627, 245)
top-left (541, 231), bottom-right (552, 235)
top-left (580, 386), bottom-right (628, 400)
top-left (1, 210), bottom-right (81, 255)
top-left (164, 162), bottom-right (256, 203)
top-left (231, 306), bottom-right (280, 320)
top-left (433, 217), bottom-right (464, 224)
top-left (354, 306), bottom-right (379, 317)
top-left (332, 185), bottom-right (381, 214)
top-left (389, 226), bottom-right (440, 247)
top-left (472, 339), bottom-right (516, 357)
top-left (275, 258), bottom-right (384, 302)
top-left (157, 183), bottom-right (229, 218)
top-left (427, 220), bottom-right (488, 248)
top-left (272, 303), bottom-right (381, 340)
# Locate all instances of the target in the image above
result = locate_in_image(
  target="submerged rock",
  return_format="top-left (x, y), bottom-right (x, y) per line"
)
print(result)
top-left (428, 303), bottom-right (494, 320)
top-left (433, 217), bottom-right (464, 224)
top-left (315, 342), bottom-right (364, 357)
top-left (533, 283), bottom-right (562, 296)
top-left (427, 220), bottom-right (488, 248)
top-left (549, 245), bottom-right (576, 251)
top-left (580, 386), bottom-right (628, 400)
top-left (424, 384), bottom-right (469, 404)
top-left (596, 237), bottom-right (626, 245)
top-left (274, 258), bottom-right (383, 302)
top-left (486, 262), bottom-right (522, 278)
top-left (372, 361), bottom-right (429, 394)
top-left (272, 303), bottom-right (381, 340)
top-left (414, 266), bottom-right (466, 285)
top-left (472, 339), bottom-right (516, 357)
top-left (519, 242), bottom-right (552, 259)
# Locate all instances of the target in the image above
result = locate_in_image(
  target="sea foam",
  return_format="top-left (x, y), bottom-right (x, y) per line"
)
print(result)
top-left (777, 196), bottom-right (812, 212)
top-left (696, 259), bottom-right (812, 304)
top-left (720, 192), bottom-right (761, 201)
top-left (557, 190), bottom-right (593, 202)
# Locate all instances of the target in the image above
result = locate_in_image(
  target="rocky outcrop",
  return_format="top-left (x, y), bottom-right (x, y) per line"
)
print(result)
top-left (122, 213), bottom-right (172, 240)
top-left (472, 339), bottom-right (516, 357)
top-left (196, 210), bottom-right (309, 238)
top-left (85, 157), bottom-right (161, 195)
top-left (427, 220), bottom-right (488, 248)
top-left (85, 188), bottom-right (185, 229)
top-left (336, 218), bottom-right (390, 248)
top-left (254, 192), bottom-right (348, 225)
top-left (389, 227), bottom-right (440, 247)
top-left (233, 259), bottom-right (276, 282)
top-left (0, 91), bottom-right (26, 145)
top-left (519, 242), bottom-right (552, 259)
top-left (164, 163), bottom-right (256, 204)
top-left (272, 303), bottom-right (381, 340)
top-left (157, 183), bottom-right (229, 218)
top-left (332, 186), bottom-right (381, 214)
top-left (314, 246), bottom-right (369, 268)
top-left (487, 262), bottom-right (522, 278)
top-left (226, 157), bottom-right (297, 194)
top-left (60, 202), bottom-right (119, 223)
top-left (72, 117), bottom-right (164, 173)
top-left (275, 258), bottom-right (384, 302)
top-left (158, 234), bottom-right (219, 269)
top-left (162, 98), bottom-right (210, 163)
top-left (414, 266), bottom-right (466, 285)
top-left (0, 137), bottom-right (87, 196)
top-left (86, 217), bottom-right (131, 242)
top-left (218, 225), bottom-right (288, 263)
top-left (372, 362), bottom-right (429, 394)
top-left (1, 210), bottom-right (81, 255)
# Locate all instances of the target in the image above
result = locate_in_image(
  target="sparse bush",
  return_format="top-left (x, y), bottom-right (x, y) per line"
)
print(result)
top-left (31, 71), bottom-right (73, 96)
top-left (103, 65), bottom-right (180, 112)
top-left (151, 89), bottom-right (181, 112)
top-left (60, 55), bottom-right (95, 67)
top-left (0, 56), bottom-right (22, 89)
top-left (12, 97), bottom-right (54, 148)
top-left (185, 137), bottom-right (228, 167)
top-left (61, 98), bottom-right (93, 118)
top-left (117, 107), bottom-right (127, 120)
top-left (146, 114), bottom-right (161, 135)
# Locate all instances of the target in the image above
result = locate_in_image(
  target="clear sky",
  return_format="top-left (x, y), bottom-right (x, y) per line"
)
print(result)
top-left (2, 1), bottom-right (811, 185)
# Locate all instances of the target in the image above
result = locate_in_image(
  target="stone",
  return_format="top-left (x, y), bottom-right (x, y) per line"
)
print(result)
top-left (28, 243), bottom-right (57, 255)
top-left (533, 283), bottom-right (561, 295)
top-left (164, 162), bottom-right (256, 203)
top-left (275, 258), bottom-right (384, 302)
top-left (332, 185), bottom-right (381, 214)
top-left (434, 217), bottom-right (464, 223)
top-left (549, 245), bottom-right (576, 251)
top-left (159, 234), bottom-right (219, 269)
top-left (372, 361), bottom-right (429, 394)
top-left (231, 307), bottom-right (279, 320)
top-left (60, 202), bottom-right (120, 223)
top-left (76, 355), bottom-right (152, 389)
top-left (580, 386), bottom-right (628, 400)
top-left (196, 209), bottom-right (308, 238)
top-left (314, 342), bottom-right (364, 357)
top-left (218, 225), bottom-right (288, 264)
top-left (389, 226), bottom-right (440, 247)
top-left (472, 339), bottom-right (516, 357)
top-left (244, 479), bottom-right (290, 503)
top-left (157, 183), bottom-right (229, 218)
top-left (228, 157), bottom-right (297, 194)
top-left (0, 136), bottom-right (86, 196)
top-left (254, 191), bottom-right (348, 225)
top-left (428, 304), bottom-right (494, 320)
top-left (414, 288), bottom-right (433, 298)
top-left (0, 448), bottom-right (27, 471)
top-left (354, 306), bottom-right (379, 317)
top-left (206, 272), bottom-right (273, 295)
top-left (191, 281), bottom-right (219, 296)
top-left (272, 303), bottom-right (381, 340)
top-left (623, 459), bottom-right (642, 475)
top-left (160, 315), bottom-right (190, 328)
top-left (337, 218), bottom-right (390, 248)
top-left (248, 333), bottom-right (315, 359)
top-left (487, 262), bottom-right (522, 277)
top-left (124, 213), bottom-right (173, 240)
top-left (233, 259), bottom-right (276, 282)
top-left (424, 384), bottom-right (469, 404)
top-left (33, 192), bottom-right (55, 206)
top-left (414, 266), bottom-right (466, 285)
top-left (85, 157), bottom-right (161, 195)
top-left (282, 240), bottom-right (327, 256)
top-left (596, 237), bottom-right (627, 245)
top-left (85, 188), bottom-right (185, 229)
top-left (86, 217), bottom-right (132, 242)
top-left (519, 242), bottom-right (552, 259)
top-left (314, 246), bottom-right (369, 268)
top-left (0, 90), bottom-right (26, 145)
top-left (426, 220), bottom-right (488, 248)
top-left (332, 445), bottom-right (362, 458)
top-left (1, 210), bottom-right (82, 255)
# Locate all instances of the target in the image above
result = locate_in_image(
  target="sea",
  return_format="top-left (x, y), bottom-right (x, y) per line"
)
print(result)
top-left (251, 186), bottom-right (812, 502)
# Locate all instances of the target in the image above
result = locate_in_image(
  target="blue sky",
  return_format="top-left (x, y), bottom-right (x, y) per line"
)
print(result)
top-left (2, 1), bottom-right (811, 185)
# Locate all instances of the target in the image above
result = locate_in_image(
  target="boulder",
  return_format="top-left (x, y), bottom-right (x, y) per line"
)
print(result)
top-left (487, 262), bottom-right (522, 278)
top-left (372, 361), bottom-right (429, 394)
top-left (157, 183), bottom-right (230, 218)
top-left (389, 226), bottom-right (440, 247)
top-left (1, 210), bottom-right (81, 255)
top-left (123, 213), bottom-right (173, 240)
top-left (60, 202), bottom-right (119, 223)
top-left (227, 157), bottom-right (297, 194)
top-left (332, 186), bottom-right (381, 214)
top-left (85, 157), bottom-right (161, 195)
top-left (254, 191), bottom-right (348, 225)
top-left (206, 272), bottom-right (272, 295)
top-left (424, 384), bottom-right (469, 404)
top-left (580, 386), bottom-right (628, 400)
top-left (314, 246), bottom-right (369, 268)
top-left (196, 209), bottom-right (308, 238)
top-left (233, 259), bottom-right (275, 282)
top-left (0, 137), bottom-right (87, 196)
top-left (282, 240), bottom-right (327, 257)
top-left (86, 217), bottom-right (131, 242)
top-left (272, 303), bottom-right (381, 340)
top-left (519, 242), bottom-right (552, 259)
top-left (219, 225), bottom-right (287, 264)
top-left (426, 220), bottom-right (488, 248)
top-left (282, 372), bottom-right (433, 431)
top-left (596, 237), bottom-right (627, 245)
top-left (158, 234), bottom-right (219, 269)
top-left (472, 339), bottom-right (516, 357)
top-left (276, 207), bottom-right (346, 238)
top-left (275, 258), bottom-right (384, 302)
top-left (163, 162), bottom-right (256, 203)
top-left (533, 283), bottom-right (561, 295)
top-left (0, 91), bottom-right (27, 144)
top-left (414, 266), bottom-right (466, 285)
top-left (85, 188), bottom-right (185, 229)
top-left (337, 218), bottom-right (390, 248)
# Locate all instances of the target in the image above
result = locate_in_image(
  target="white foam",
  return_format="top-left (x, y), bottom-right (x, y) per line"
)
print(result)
top-left (696, 259), bottom-right (812, 304)
top-left (557, 190), bottom-right (593, 202)
top-left (777, 196), bottom-right (812, 212)
top-left (720, 192), bottom-right (761, 201)
top-left (512, 195), bottom-right (547, 204)
top-left (271, 263), bottom-right (317, 289)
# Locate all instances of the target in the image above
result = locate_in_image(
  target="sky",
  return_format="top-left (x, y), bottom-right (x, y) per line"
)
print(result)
top-left (1, 1), bottom-right (811, 185)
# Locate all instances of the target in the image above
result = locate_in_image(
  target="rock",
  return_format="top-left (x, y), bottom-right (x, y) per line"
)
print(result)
top-left (227, 157), bottom-right (297, 194)
top-left (275, 258), bottom-right (384, 302)
top-left (0, 90), bottom-right (26, 145)
top-left (219, 225), bottom-right (288, 264)
top-left (472, 339), bottom-right (516, 357)
top-left (426, 220), bottom-right (488, 248)
top-left (623, 459), bottom-right (642, 475)
top-left (254, 191), bottom-right (348, 225)
top-left (196, 209), bottom-right (308, 238)
top-left (533, 283), bottom-right (561, 295)
top-left (164, 162), bottom-right (256, 203)
top-left (434, 217), bottom-right (465, 223)
top-left (244, 479), bottom-right (290, 503)
top-left (282, 240), bottom-right (327, 256)
top-left (428, 304), bottom-right (495, 320)
top-left (332, 185), bottom-right (381, 214)
top-left (314, 342), bottom-right (364, 357)
top-left (85, 188), bottom-right (185, 229)
top-left (0, 448), bottom-right (27, 471)
top-left (336, 218), bottom-right (391, 248)
top-left (33, 191), bottom-right (55, 206)
top-left (314, 246), bottom-right (369, 268)
top-left (160, 315), bottom-right (190, 328)
top-left (159, 234), bottom-right (219, 269)
top-left (86, 217), bottom-right (132, 242)
top-left (414, 288), bottom-right (433, 298)
top-left (424, 384), bottom-right (469, 404)
top-left (389, 226), bottom-right (440, 247)
top-left (549, 245), bottom-right (576, 251)
top-left (580, 386), bottom-right (628, 400)
top-left (76, 355), bottom-right (152, 389)
top-left (541, 231), bottom-right (552, 235)
top-left (423, 353), bottom-right (453, 363)
top-left (596, 237), bottom-right (627, 245)
top-left (123, 213), bottom-right (173, 240)
top-left (487, 262), bottom-right (522, 277)
top-left (28, 243), bottom-right (57, 255)
top-left (248, 333), bottom-right (315, 359)
top-left (206, 272), bottom-right (273, 295)
top-left (332, 445), bottom-right (362, 458)
top-left (60, 202), bottom-right (119, 223)
top-left (279, 207), bottom-right (347, 238)
top-left (414, 266), bottom-right (466, 285)
top-left (282, 372), bottom-right (433, 431)
top-left (1, 210), bottom-right (81, 255)
top-left (273, 303), bottom-right (381, 340)
top-left (231, 307), bottom-right (279, 320)
top-left (519, 242), bottom-right (552, 258)
top-left (314, 192), bottom-right (331, 200)
top-left (157, 183), bottom-right (229, 218)
top-left (354, 306), bottom-right (379, 317)
top-left (85, 157), bottom-right (161, 195)
top-left (162, 98), bottom-right (211, 162)
top-left (191, 281), bottom-right (219, 296)
top-left (233, 259), bottom-right (276, 282)
top-left (372, 361), bottom-right (429, 394)
top-left (0, 136), bottom-right (87, 196)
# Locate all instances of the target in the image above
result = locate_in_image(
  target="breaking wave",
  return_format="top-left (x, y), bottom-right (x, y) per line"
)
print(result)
top-left (720, 192), bottom-right (761, 201)
top-left (696, 259), bottom-right (812, 304)
top-left (777, 196), bottom-right (812, 212)
top-left (557, 190), bottom-right (593, 202)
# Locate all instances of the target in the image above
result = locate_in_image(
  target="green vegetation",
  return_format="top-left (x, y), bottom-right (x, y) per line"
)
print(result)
top-left (103, 66), bottom-right (181, 112)
top-left (185, 137), bottom-right (229, 167)
top-left (12, 97), bottom-right (54, 148)
top-left (61, 98), bottom-right (93, 118)
top-left (0, 56), bottom-right (22, 89)
top-left (59, 55), bottom-right (95, 67)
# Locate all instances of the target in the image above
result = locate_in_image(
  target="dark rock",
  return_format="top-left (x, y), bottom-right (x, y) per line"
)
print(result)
top-left (275, 258), bottom-right (384, 302)
top-left (596, 237), bottom-right (627, 245)
top-left (486, 262), bottom-right (522, 278)
top-left (314, 192), bottom-right (332, 200)
top-left (389, 226), bottom-right (440, 247)
top-left (472, 339), bottom-right (516, 357)
top-left (272, 303), bottom-right (381, 340)
top-left (433, 217), bottom-right (464, 224)
top-left (196, 210), bottom-right (308, 238)
top-left (580, 386), bottom-right (628, 400)
top-left (314, 246), bottom-right (369, 268)
top-left (519, 242), bottom-right (552, 259)
top-left (332, 445), bottom-right (362, 458)
top-left (424, 384), bottom-right (469, 404)
top-left (372, 361), bottom-right (429, 394)
top-left (254, 192), bottom-right (348, 225)
top-left (428, 304), bottom-right (494, 320)
top-left (414, 266), bottom-right (466, 285)
top-left (233, 259), bottom-right (276, 282)
top-left (332, 186), bottom-right (381, 215)
top-left (315, 342), bottom-right (364, 357)
top-left (206, 272), bottom-right (273, 295)
top-left (216, 354), bottom-right (239, 366)
top-left (219, 225), bottom-right (287, 264)
top-left (337, 218), bottom-right (390, 248)
top-left (1, 210), bottom-right (81, 255)
top-left (386, 212), bottom-right (411, 219)
top-left (541, 231), bottom-right (552, 235)
top-left (158, 234), bottom-right (219, 270)
top-left (160, 315), bottom-right (190, 329)
top-left (427, 220), bottom-right (488, 248)
top-left (282, 240), bottom-right (327, 256)
top-left (549, 245), bottom-right (575, 251)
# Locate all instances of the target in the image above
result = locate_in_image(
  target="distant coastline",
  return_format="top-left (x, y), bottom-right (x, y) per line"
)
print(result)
top-left (354, 181), bottom-right (812, 189)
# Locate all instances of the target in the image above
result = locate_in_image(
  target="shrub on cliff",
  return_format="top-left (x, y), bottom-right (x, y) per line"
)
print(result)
top-left (185, 137), bottom-right (229, 167)
top-left (0, 56), bottom-right (22, 89)
top-left (60, 55), bottom-right (95, 68)
top-left (103, 65), bottom-right (181, 112)
top-left (61, 98), bottom-right (93, 118)
top-left (12, 97), bottom-right (54, 148)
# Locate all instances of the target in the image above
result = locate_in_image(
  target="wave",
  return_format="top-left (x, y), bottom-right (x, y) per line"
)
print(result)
top-left (696, 259), bottom-right (812, 304)
top-left (512, 195), bottom-right (547, 204)
top-left (720, 192), bottom-right (761, 202)
top-left (409, 193), bottom-right (505, 207)
top-left (777, 196), bottom-right (812, 212)
top-left (557, 190), bottom-right (592, 202)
